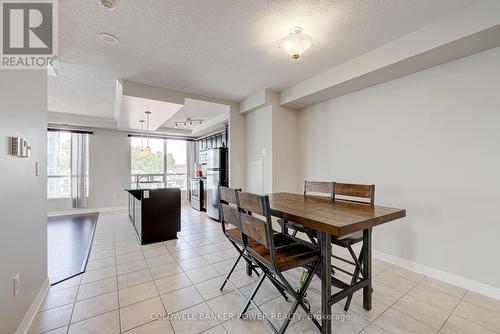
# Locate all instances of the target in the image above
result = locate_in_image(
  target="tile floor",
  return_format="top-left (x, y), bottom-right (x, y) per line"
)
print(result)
top-left (30, 204), bottom-right (500, 334)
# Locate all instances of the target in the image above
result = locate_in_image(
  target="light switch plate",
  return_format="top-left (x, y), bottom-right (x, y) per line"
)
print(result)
top-left (143, 190), bottom-right (150, 199)
top-left (35, 162), bottom-right (40, 176)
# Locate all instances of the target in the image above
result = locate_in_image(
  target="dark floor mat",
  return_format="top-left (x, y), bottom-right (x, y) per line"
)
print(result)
top-left (48, 212), bottom-right (99, 285)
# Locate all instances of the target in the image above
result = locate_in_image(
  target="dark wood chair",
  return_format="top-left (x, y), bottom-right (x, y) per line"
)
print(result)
top-left (218, 186), bottom-right (258, 293)
top-left (236, 191), bottom-right (321, 334)
top-left (218, 187), bottom-right (288, 301)
top-left (279, 180), bottom-right (334, 239)
top-left (331, 182), bottom-right (375, 311)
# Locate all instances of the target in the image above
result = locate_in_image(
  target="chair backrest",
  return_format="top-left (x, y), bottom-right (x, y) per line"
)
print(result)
top-left (235, 191), bottom-right (274, 250)
top-left (218, 186), bottom-right (240, 231)
top-left (304, 181), bottom-right (335, 199)
top-left (333, 182), bottom-right (375, 204)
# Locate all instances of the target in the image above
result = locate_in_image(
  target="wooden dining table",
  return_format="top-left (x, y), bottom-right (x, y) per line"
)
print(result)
top-left (267, 192), bottom-right (406, 334)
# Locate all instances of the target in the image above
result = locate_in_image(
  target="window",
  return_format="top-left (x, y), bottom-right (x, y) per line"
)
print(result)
top-left (47, 132), bottom-right (72, 198)
top-left (47, 131), bottom-right (90, 201)
top-left (130, 137), bottom-right (187, 190)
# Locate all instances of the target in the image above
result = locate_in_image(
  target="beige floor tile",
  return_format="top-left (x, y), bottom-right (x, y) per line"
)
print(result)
top-left (462, 290), bottom-right (500, 313)
top-left (49, 275), bottom-right (82, 292)
top-left (143, 247), bottom-right (170, 258)
top-left (371, 280), bottom-right (406, 305)
top-left (453, 300), bottom-right (500, 332)
top-left (225, 269), bottom-right (259, 289)
top-left (385, 265), bottom-right (425, 282)
top-left (43, 326), bottom-right (68, 334)
top-left (207, 291), bottom-right (249, 319)
top-left (212, 258), bottom-right (246, 275)
top-left (222, 309), bottom-right (274, 334)
top-left (170, 302), bottom-right (220, 334)
top-left (374, 270), bottom-right (419, 293)
top-left (260, 296), bottom-right (308, 329)
top-left (118, 269), bottom-right (153, 290)
top-left (440, 314), bottom-right (497, 334)
top-left (186, 265), bottom-right (221, 284)
top-left (68, 310), bottom-right (120, 334)
top-left (348, 291), bottom-right (391, 322)
top-left (120, 297), bottom-right (166, 332)
top-left (419, 277), bottom-right (466, 298)
top-left (203, 251), bottom-right (237, 264)
top-left (124, 319), bottom-right (174, 334)
top-left (360, 324), bottom-right (389, 334)
top-left (119, 281), bottom-right (159, 307)
top-left (330, 307), bottom-right (371, 334)
top-left (171, 249), bottom-right (201, 262)
top-left (29, 304), bottom-right (73, 334)
top-left (145, 254), bottom-right (176, 267)
top-left (149, 263), bottom-right (183, 280)
top-left (201, 324), bottom-right (228, 334)
top-left (240, 281), bottom-right (282, 306)
top-left (116, 245), bottom-right (142, 256)
top-left (81, 266), bottom-right (116, 284)
top-left (116, 251), bottom-right (145, 265)
top-left (161, 286), bottom-right (204, 313)
top-left (194, 244), bottom-right (220, 254)
top-left (155, 272), bottom-right (192, 294)
top-left (77, 277), bottom-right (117, 301)
top-left (71, 291), bottom-right (118, 323)
top-left (195, 275), bottom-right (233, 301)
top-left (41, 286), bottom-right (78, 311)
top-left (393, 294), bottom-right (450, 329)
top-left (86, 256), bottom-right (116, 271)
top-left (117, 259), bottom-right (148, 276)
top-left (286, 318), bottom-right (322, 334)
top-left (178, 256), bottom-right (210, 271)
top-left (374, 308), bottom-right (436, 334)
top-left (408, 284), bottom-right (462, 312)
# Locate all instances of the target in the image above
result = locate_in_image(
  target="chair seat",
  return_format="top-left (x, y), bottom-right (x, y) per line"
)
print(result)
top-left (248, 236), bottom-right (320, 271)
top-left (225, 228), bottom-right (243, 244)
top-left (331, 231), bottom-right (363, 246)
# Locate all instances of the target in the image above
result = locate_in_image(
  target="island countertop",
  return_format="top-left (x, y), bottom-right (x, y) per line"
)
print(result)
top-left (124, 183), bottom-right (176, 191)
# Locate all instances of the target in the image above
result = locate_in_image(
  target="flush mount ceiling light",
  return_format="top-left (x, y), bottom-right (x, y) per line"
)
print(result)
top-left (97, 32), bottom-right (120, 45)
top-left (279, 26), bottom-right (313, 60)
top-left (99, 0), bottom-right (116, 10)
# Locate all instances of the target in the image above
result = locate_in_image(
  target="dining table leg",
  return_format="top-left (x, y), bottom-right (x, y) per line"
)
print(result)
top-left (362, 227), bottom-right (372, 310)
top-left (319, 231), bottom-right (332, 334)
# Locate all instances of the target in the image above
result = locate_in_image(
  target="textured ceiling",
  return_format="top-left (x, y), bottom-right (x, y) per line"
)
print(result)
top-left (49, 0), bottom-right (478, 119)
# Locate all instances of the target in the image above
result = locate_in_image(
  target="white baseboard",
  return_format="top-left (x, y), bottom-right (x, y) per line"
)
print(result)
top-left (48, 206), bottom-right (128, 217)
top-left (15, 278), bottom-right (49, 334)
top-left (373, 250), bottom-right (500, 301)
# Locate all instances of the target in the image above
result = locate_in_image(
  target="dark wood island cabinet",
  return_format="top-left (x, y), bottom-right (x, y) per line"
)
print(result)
top-left (125, 184), bottom-right (181, 245)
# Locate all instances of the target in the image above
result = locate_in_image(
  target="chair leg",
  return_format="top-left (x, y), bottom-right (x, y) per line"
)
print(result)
top-left (239, 272), bottom-right (266, 316)
top-left (220, 251), bottom-right (243, 291)
top-left (278, 262), bottom-right (320, 334)
top-left (344, 244), bottom-right (364, 311)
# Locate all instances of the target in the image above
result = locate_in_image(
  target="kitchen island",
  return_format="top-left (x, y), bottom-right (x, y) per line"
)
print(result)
top-left (124, 183), bottom-right (181, 245)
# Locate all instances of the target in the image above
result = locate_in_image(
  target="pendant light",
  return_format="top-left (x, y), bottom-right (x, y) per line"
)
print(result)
top-left (144, 111), bottom-right (152, 155)
top-left (139, 120), bottom-right (146, 157)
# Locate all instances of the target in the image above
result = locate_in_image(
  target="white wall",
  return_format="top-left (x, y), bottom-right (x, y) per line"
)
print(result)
top-left (246, 105), bottom-right (272, 194)
top-left (48, 129), bottom-right (131, 212)
top-left (298, 47), bottom-right (500, 289)
top-left (272, 106), bottom-right (299, 193)
top-left (0, 70), bottom-right (48, 334)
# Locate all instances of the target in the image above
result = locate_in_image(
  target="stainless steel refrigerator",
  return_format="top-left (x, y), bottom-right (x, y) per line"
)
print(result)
top-left (206, 148), bottom-right (228, 220)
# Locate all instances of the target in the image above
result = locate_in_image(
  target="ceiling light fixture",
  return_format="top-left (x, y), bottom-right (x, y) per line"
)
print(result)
top-left (144, 111), bottom-right (152, 155)
top-left (99, 0), bottom-right (116, 10)
top-left (279, 26), bottom-right (313, 60)
top-left (97, 32), bottom-right (120, 46)
top-left (174, 118), bottom-right (202, 129)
